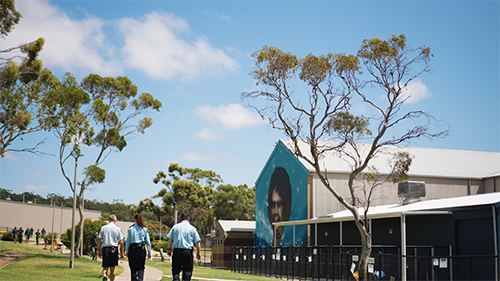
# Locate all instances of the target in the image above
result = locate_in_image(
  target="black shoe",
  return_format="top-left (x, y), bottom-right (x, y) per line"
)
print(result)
top-left (103, 277), bottom-right (107, 281)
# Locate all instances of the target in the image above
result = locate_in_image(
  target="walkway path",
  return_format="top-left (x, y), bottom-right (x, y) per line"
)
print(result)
top-left (163, 276), bottom-right (244, 281)
top-left (115, 260), bottom-right (163, 281)
top-left (0, 251), bottom-right (26, 269)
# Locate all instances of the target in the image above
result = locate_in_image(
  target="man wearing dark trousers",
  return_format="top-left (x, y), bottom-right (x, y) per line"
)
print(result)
top-left (98, 214), bottom-right (124, 281)
top-left (167, 213), bottom-right (201, 281)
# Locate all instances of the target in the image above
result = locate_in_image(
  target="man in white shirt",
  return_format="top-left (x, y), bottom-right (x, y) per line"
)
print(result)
top-left (98, 214), bottom-right (124, 281)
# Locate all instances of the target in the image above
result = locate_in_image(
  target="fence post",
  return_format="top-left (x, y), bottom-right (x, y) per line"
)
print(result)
top-left (449, 245), bottom-right (453, 281)
top-left (231, 246), bottom-right (234, 272)
top-left (496, 256), bottom-right (499, 281)
top-left (470, 256), bottom-right (474, 281)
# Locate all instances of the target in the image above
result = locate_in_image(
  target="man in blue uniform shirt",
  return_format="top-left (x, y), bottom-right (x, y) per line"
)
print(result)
top-left (167, 213), bottom-right (201, 281)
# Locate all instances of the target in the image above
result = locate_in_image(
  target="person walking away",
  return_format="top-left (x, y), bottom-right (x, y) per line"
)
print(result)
top-left (167, 213), bottom-right (201, 281)
top-left (29, 227), bottom-right (34, 243)
top-left (41, 227), bottom-right (46, 238)
top-left (12, 227), bottom-right (17, 243)
top-left (90, 232), bottom-right (99, 261)
top-left (35, 229), bottom-right (41, 245)
top-left (125, 214), bottom-right (152, 281)
top-left (25, 226), bottom-right (29, 243)
top-left (98, 214), bottom-right (124, 281)
top-left (17, 227), bottom-right (23, 244)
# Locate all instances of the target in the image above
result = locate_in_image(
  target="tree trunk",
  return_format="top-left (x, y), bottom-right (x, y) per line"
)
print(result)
top-left (75, 196), bottom-right (83, 258)
top-left (356, 226), bottom-right (372, 281)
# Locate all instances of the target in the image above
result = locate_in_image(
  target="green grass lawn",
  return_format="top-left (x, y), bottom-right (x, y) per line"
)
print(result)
top-left (1, 241), bottom-right (278, 281)
top-left (0, 241), bottom-right (122, 280)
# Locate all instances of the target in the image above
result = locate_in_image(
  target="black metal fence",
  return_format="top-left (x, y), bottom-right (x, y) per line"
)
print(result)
top-left (231, 245), bottom-right (499, 281)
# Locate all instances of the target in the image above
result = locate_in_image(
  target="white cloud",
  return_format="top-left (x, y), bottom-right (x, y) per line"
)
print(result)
top-left (195, 103), bottom-right (265, 130)
top-left (182, 152), bottom-right (216, 162)
top-left (7, 0), bottom-right (117, 75)
top-left (194, 128), bottom-right (221, 140)
top-left (31, 169), bottom-right (54, 175)
top-left (203, 9), bottom-right (232, 21)
top-left (117, 12), bottom-right (238, 81)
top-left (181, 152), bottom-right (246, 165)
top-left (4, 152), bottom-right (21, 162)
top-left (5, 1), bottom-right (237, 81)
top-left (23, 183), bottom-right (51, 191)
top-left (401, 79), bottom-right (432, 104)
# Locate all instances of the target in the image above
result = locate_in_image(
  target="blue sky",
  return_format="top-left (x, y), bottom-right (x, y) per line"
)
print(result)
top-left (1, 0), bottom-right (499, 205)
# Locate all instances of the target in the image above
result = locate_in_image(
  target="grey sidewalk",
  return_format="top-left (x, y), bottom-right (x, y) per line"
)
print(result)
top-left (114, 261), bottom-right (164, 281)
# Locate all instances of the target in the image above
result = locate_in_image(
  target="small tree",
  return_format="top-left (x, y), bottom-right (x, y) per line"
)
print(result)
top-left (148, 163), bottom-right (221, 234)
top-left (242, 34), bottom-right (447, 280)
top-left (51, 73), bottom-right (162, 259)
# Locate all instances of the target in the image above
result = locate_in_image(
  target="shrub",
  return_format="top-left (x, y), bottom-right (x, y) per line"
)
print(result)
top-left (1, 231), bottom-right (14, 241)
top-left (62, 218), bottom-right (106, 251)
top-left (43, 232), bottom-right (58, 243)
top-left (153, 240), bottom-right (169, 252)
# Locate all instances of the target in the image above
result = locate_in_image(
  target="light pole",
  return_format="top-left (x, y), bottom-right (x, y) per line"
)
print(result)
top-left (159, 216), bottom-right (162, 240)
top-left (173, 201), bottom-right (178, 225)
top-left (80, 193), bottom-right (84, 257)
top-left (70, 155), bottom-right (78, 268)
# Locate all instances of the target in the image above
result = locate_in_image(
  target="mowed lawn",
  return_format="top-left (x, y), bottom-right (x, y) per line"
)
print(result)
top-left (1, 241), bottom-right (278, 281)
top-left (0, 241), bottom-right (122, 280)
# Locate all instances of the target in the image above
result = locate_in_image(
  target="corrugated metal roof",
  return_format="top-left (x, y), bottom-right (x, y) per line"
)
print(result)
top-left (218, 220), bottom-right (255, 233)
top-left (274, 192), bottom-right (500, 226)
top-left (281, 139), bottom-right (500, 179)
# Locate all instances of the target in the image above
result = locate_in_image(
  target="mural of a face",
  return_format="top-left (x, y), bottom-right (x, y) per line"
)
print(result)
top-left (268, 167), bottom-right (291, 244)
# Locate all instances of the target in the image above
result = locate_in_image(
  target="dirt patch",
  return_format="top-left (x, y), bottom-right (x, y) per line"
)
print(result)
top-left (0, 251), bottom-right (26, 269)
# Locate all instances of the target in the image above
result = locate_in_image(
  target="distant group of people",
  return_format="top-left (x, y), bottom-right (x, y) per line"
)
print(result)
top-left (11, 226), bottom-right (46, 245)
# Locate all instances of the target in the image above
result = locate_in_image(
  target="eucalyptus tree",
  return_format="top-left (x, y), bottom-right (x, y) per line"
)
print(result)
top-left (242, 34), bottom-right (447, 280)
top-left (0, 0), bottom-right (21, 38)
top-left (0, 39), bottom-right (59, 157)
top-left (147, 163), bottom-right (221, 234)
top-left (212, 184), bottom-right (255, 221)
top-left (52, 73), bottom-right (161, 258)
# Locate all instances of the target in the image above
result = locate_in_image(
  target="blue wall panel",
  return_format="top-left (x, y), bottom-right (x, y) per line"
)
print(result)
top-left (255, 140), bottom-right (309, 246)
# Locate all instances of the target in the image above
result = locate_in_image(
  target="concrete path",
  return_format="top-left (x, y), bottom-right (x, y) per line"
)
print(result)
top-left (115, 260), bottom-right (163, 281)
top-left (163, 276), bottom-right (244, 281)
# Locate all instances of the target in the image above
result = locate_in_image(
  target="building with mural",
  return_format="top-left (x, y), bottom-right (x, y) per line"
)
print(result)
top-left (254, 140), bottom-right (500, 247)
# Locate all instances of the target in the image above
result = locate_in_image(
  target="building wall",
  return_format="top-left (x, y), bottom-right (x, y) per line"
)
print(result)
top-left (311, 174), bottom-right (487, 217)
top-left (0, 200), bottom-right (101, 237)
top-left (211, 223), bottom-right (253, 267)
top-left (482, 177), bottom-right (499, 193)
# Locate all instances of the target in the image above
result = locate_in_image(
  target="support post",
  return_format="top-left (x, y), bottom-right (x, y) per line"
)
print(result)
top-left (401, 214), bottom-right (407, 281)
top-left (50, 202), bottom-right (55, 252)
top-left (492, 205), bottom-right (498, 281)
top-left (60, 204), bottom-right (63, 239)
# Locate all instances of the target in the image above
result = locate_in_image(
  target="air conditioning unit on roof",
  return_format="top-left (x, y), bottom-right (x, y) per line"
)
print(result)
top-left (398, 181), bottom-right (426, 205)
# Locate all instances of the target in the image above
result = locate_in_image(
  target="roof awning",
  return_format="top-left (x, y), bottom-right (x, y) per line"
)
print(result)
top-left (272, 210), bottom-right (452, 227)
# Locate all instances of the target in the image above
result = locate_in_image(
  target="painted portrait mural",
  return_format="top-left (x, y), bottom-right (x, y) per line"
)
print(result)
top-left (255, 140), bottom-right (308, 246)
